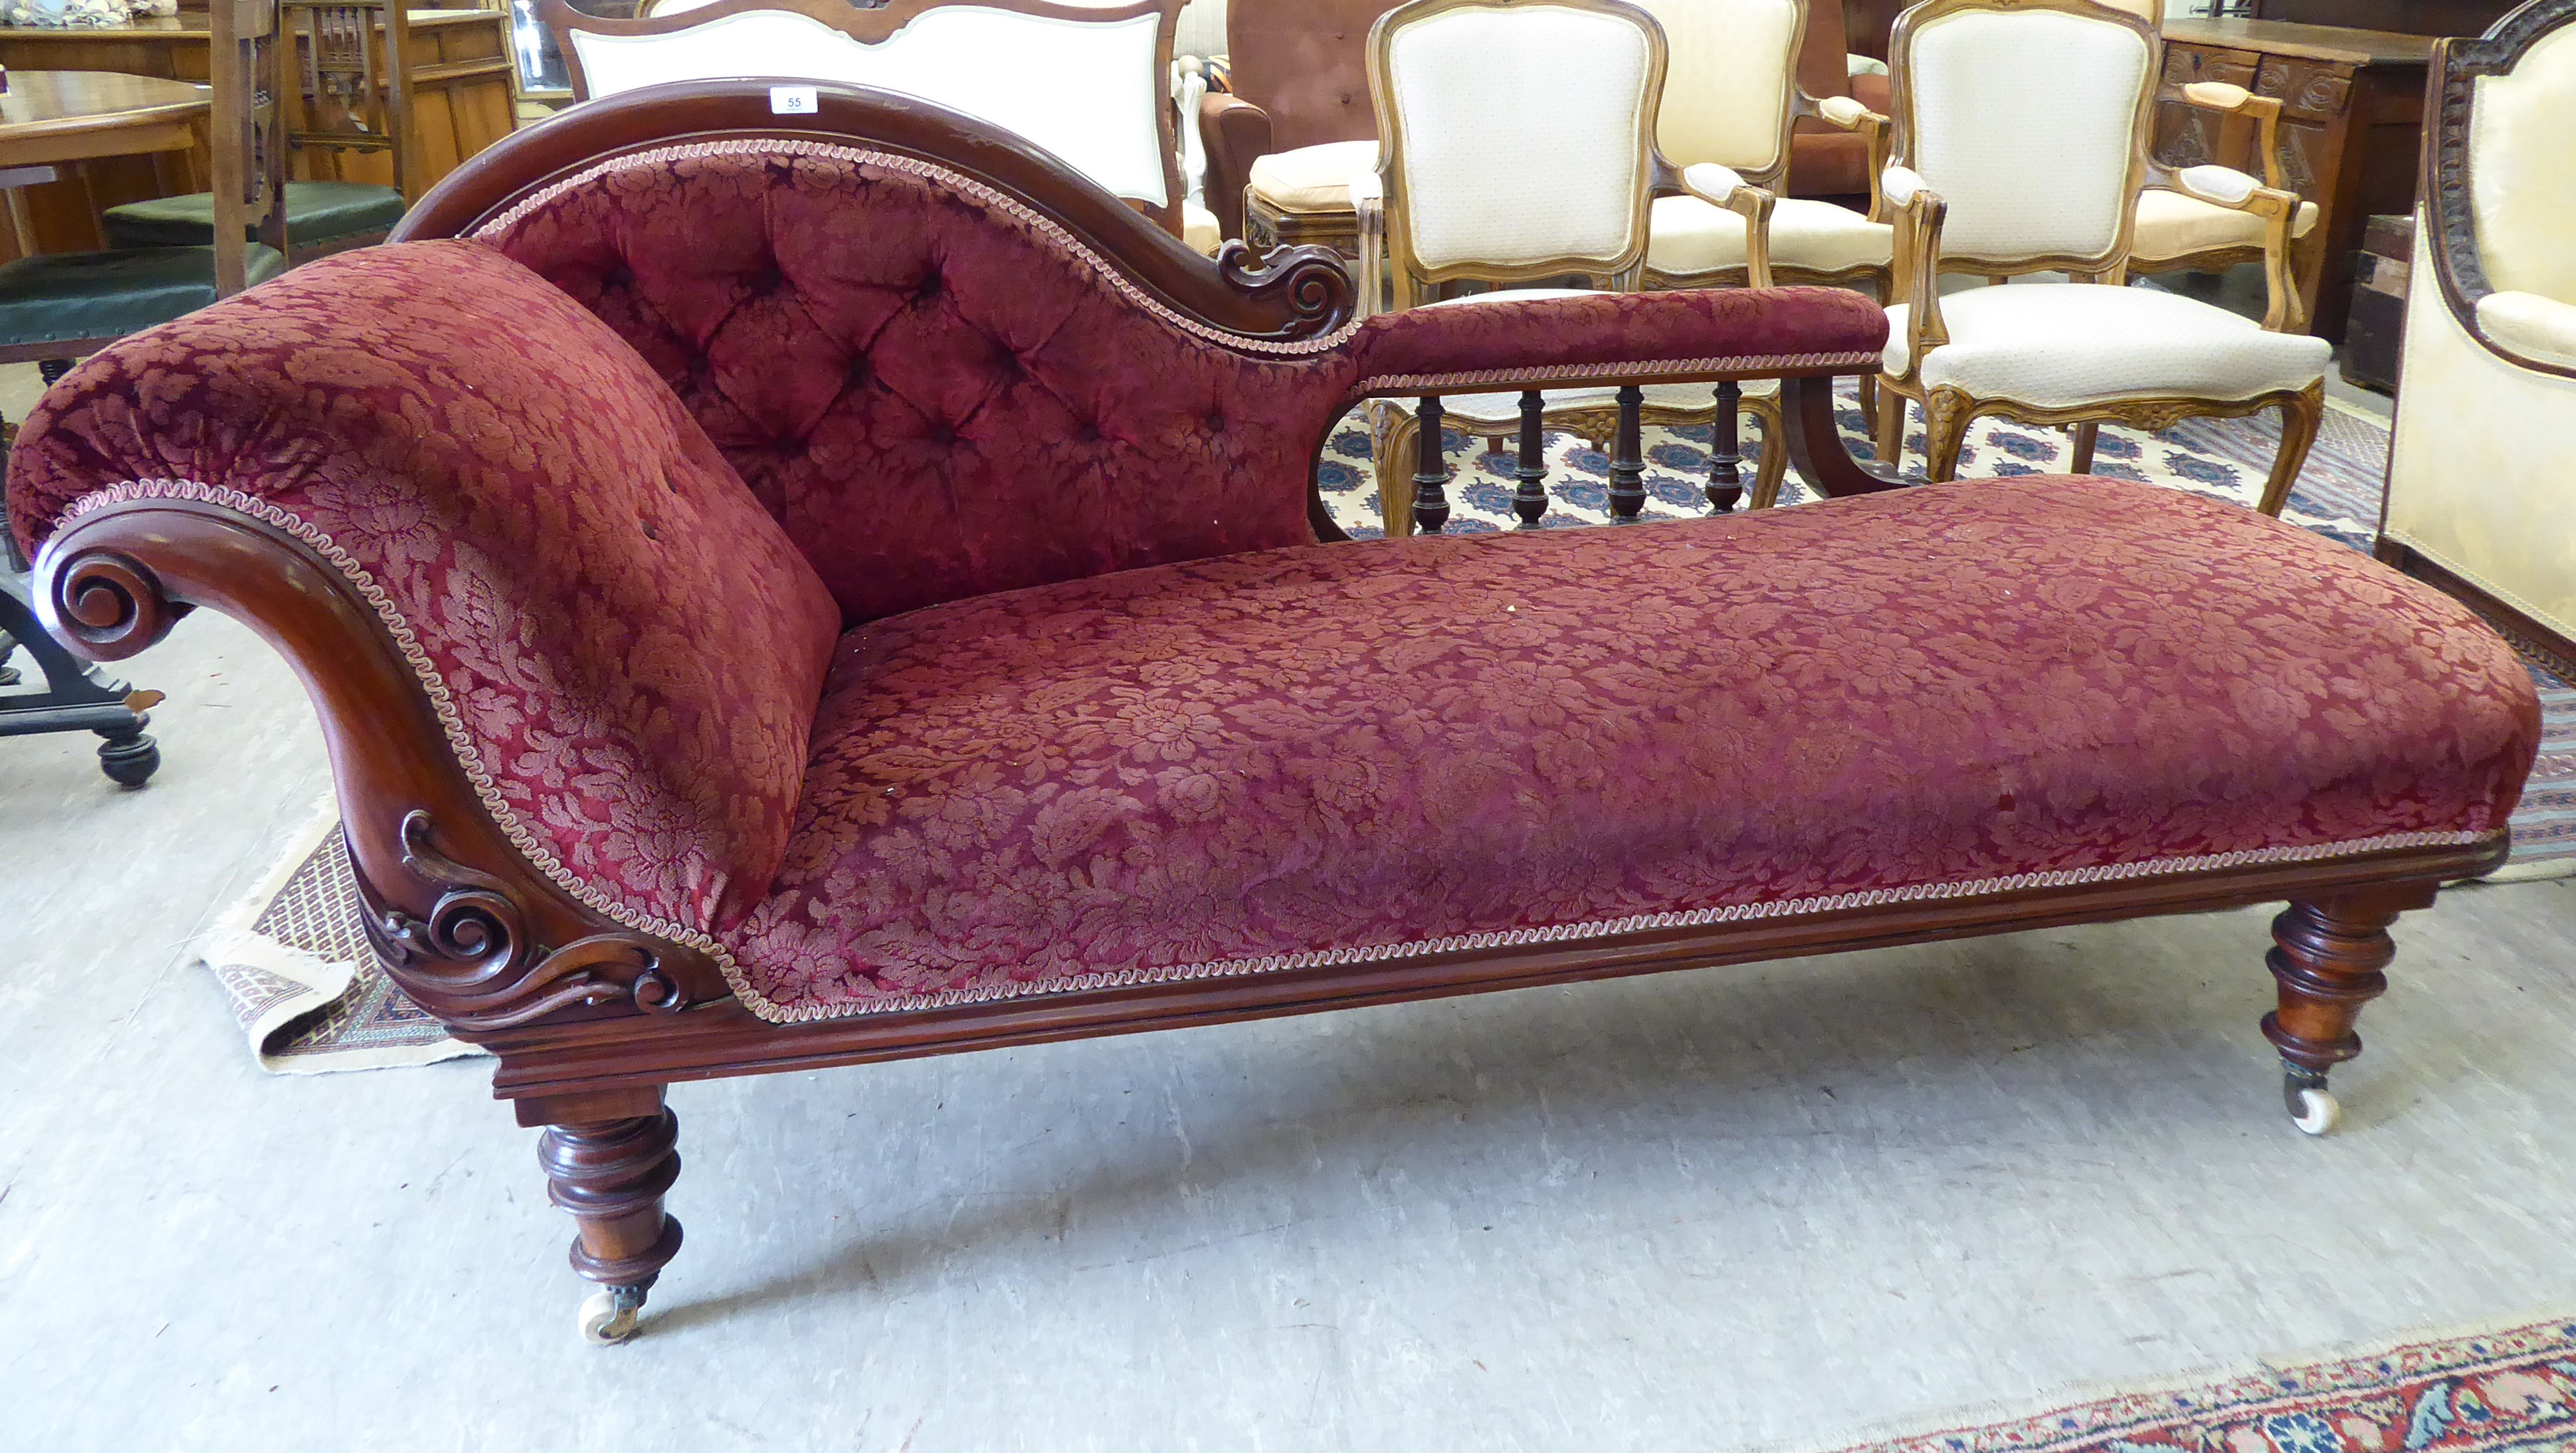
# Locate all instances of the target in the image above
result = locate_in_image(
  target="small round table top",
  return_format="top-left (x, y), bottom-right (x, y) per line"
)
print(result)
top-left (0, 69), bottom-right (209, 145)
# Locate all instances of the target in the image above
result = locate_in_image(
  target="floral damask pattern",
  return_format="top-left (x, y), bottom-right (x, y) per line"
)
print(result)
top-left (7, 241), bottom-right (844, 935)
top-left (725, 478), bottom-right (2539, 1018)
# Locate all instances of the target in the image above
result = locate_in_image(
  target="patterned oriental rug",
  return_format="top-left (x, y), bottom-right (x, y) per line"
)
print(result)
top-left (1778, 1317), bottom-right (2576, 1453)
top-left (201, 383), bottom-right (2571, 1072)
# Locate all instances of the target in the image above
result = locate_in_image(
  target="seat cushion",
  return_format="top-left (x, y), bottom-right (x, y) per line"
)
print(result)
top-left (2130, 187), bottom-right (2320, 266)
top-left (1410, 288), bottom-right (1777, 422)
top-left (100, 181), bottom-right (407, 251)
top-left (1886, 282), bottom-right (2330, 409)
top-left (1248, 139), bottom-right (1379, 215)
top-left (717, 478), bottom-right (2537, 1020)
top-left (0, 244), bottom-right (286, 348)
top-left (1181, 201), bottom-right (1223, 256)
top-left (1648, 193), bottom-right (1893, 276)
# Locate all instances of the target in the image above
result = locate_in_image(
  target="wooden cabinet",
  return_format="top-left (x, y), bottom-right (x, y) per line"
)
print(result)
top-left (2154, 19), bottom-right (2433, 341)
top-left (0, 9), bottom-right (516, 260)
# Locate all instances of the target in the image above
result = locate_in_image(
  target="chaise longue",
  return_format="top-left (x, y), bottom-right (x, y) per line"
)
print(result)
top-left (7, 81), bottom-right (2539, 1343)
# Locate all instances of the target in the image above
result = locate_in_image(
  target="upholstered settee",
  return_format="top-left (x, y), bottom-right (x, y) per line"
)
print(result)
top-left (9, 82), bottom-right (2540, 1344)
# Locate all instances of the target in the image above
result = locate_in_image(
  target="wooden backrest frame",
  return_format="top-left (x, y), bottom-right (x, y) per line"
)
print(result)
top-left (211, 0), bottom-right (284, 295)
top-left (2420, 0), bottom-right (2576, 380)
top-left (1366, 0), bottom-right (1670, 304)
top-left (540, 0), bottom-right (1189, 235)
top-left (280, 0), bottom-right (423, 205)
top-left (1883, 0), bottom-right (2161, 278)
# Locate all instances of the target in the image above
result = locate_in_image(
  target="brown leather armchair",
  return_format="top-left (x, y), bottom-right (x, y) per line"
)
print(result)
top-left (1201, 0), bottom-right (1875, 247)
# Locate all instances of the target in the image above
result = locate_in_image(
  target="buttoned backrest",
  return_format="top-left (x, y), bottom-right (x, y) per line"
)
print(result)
top-left (1636, 0), bottom-right (1803, 181)
top-left (2470, 22), bottom-right (2576, 305)
top-left (476, 141), bottom-right (1359, 627)
top-left (1893, 0), bottom-right (2154, 267)
top-left (1373, 0), bottom-right (1662, 276)
top-left (557, 0), bottom-right (1180, 212)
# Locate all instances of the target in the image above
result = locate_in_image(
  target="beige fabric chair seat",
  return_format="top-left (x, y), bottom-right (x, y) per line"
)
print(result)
top-left (1248, 139), bottom-right (1380, 214)
top-left (1182, 201), bottom-right (1222, 255)
top-left (1884, 282), bottom-right (2329, 408)
top-left (2130, 186), bottom-right (2320, 264)
top-left (1648, 193), bottom-right (1892, 276)
top-left (1420, 290), bottom-right (1779, 422)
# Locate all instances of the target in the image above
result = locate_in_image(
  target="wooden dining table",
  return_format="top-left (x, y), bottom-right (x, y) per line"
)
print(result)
top-left (0, 68), bottom-right (209, 260)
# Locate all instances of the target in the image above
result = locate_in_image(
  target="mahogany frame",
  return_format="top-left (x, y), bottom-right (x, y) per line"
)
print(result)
top-left (538, 0), bottom-right (1192, 236)
top-left (29, 78), bottom-right (2512, 1342)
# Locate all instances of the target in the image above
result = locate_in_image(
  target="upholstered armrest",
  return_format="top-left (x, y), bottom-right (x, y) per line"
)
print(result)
top-left (1198, 92), bottom-right (1272, 241)
top-left (1799, 92), bottom-right (1892, 217)
top-left (2145, 161), bottom-right (2304, 330)
top-left (1676, 162), bottom-right (1777, 288)
top-left (2476, 290), bottom-right (2576, 369)
top-left (1349, 285), bottom-right (1887, 393)
top-left (9, 241), bottom-right (845, 945)
top-left (1878, 166), bottom-right (1949, 379)
top-left (2170, 82), bottom-right (2286, 190)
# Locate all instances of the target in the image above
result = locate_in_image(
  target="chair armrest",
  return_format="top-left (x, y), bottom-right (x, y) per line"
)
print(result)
top-left (1349, 285), bottom-right (1888, 394)
top-left (1677, 162), bottom-right (1777, 288)
top-left (1880, 167), bottom-right (1949, 379)
top-left (2170, 81), bottom-right (2286, 191)
top-left (1198, 92), bottom-right (1272, 242)
top-left (2476, 290), bottom-right (2576, 369)
top-left (9, 241), bottom-right (844, 953)
top-left (2144, 161), bottom-right (2304, 331)
top-left (1798, 92), bottom-right (1892, 217)
top-left (1350, 167), bottom-right (1384, 320)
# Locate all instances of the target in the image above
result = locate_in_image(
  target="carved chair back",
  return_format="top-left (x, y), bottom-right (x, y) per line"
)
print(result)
top-left (1884, 0), bottom-right (2159, 278)
top-left (1633, 0), bottom-right (1805, 187)
top-left (1367, 0), bottom-right (1667, 304)
top-left (213, 0), bottom-right (288, 294)
top-left (280, 0), bottom-right (420, 203)
top-left (542, 0), bottom-right (1191, 235)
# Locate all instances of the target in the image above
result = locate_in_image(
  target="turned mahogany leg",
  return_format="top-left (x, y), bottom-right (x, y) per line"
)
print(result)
top-left (2069, 420), bottom-right (2100, 474)
top-left (1706, 379), bottom-right (1743, 512)
top-left (1609, 384), bottom-right (1645, 522)
top-left (1411, 395), bottom-right (1450, 534)
top-left (2261, 885), bottom-right (2434, 1135)
top-left (535, 1091), bottom-right (684, 1343)
top-left (1513, 390), bottom-right (1548, 528)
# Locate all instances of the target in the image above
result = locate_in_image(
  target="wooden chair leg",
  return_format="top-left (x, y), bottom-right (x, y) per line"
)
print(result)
top-left (2262, 882), bottom-right (2434, 1135)
top-left (1704, 379), bottom-right (1744, 512)
top-left (1411, 395), bottom-right (1451, 534)
top-left (2258, 383), bottom-right (2325, 517)
top-left (1872, 383), bottom-right (1908, 472)
top-left (1923, 392), bottom-right (1972, 483)
top-left (1856, 373), bottom-right (1879, 437)
top-left (533, 1090), bottom-right (685, 1344)
top-left (1371, 404), bottom-right (1417, 539)
top-left (1748, 397), bottom-right (1791, 508)
top-left (2069, 420), bottom-right (2100, 474)
top-left (1608, 384), bottom-right (1645, 521)
top-left (1512, 389), bottom-right (1547, 528)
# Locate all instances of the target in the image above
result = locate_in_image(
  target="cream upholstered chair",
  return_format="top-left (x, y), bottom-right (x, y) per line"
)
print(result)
top-left (1353, 0), bottom-right (1788, 536)
top-left (2377, 0), bottom-right (2576, 678)
top-left (2130, 79), bottom-right (2322, 302)
top-left (548, 0), bottom-right (1224, 252)
top-left (1636, 0), bottom-right (1892, 292)
top-left (1872, 0), bottom-right (2329, 511)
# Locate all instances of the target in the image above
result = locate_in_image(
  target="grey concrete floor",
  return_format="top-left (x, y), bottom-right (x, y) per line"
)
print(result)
top-left (4, 361), bottom-right (2571, 1453)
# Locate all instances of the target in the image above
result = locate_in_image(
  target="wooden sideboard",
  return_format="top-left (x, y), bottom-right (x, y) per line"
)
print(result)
top-left (0, 9), bottom-right (516, 260)
top-left (2154, 17), bottom-right (2434, 341)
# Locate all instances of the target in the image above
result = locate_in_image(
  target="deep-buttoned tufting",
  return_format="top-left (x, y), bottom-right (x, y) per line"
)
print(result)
top-left (480, 149), bottom-right (1367, 627)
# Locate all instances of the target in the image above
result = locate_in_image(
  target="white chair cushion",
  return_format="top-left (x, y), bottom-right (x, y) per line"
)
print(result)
top-left (1648, 195), bottom-right (1893, 276)
top-left (1411, 288), bottom-right (1777, 423)
top-left (2130, 187), bottom-right (2320, 264)
top-left (1886, 282), bottom-right (2329, 408)
top-left (1248, 140), bottom-right (1380, 215)
top-left (1182, 201), bottom-right (1223, 256)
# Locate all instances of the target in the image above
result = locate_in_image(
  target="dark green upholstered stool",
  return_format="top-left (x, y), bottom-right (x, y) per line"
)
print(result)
top-left (102, 181), bottom-right (403, 260)
top-left (0, 245), bottom-right (288, 351)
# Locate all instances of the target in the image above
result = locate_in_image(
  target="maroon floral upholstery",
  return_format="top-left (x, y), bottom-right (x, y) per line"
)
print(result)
top-left (7, 241), bottom-right (844, 935)
top-left (721, 478), bottom-right (2538, 1021)
top-left (470, 142), bottom-right (1886, 626)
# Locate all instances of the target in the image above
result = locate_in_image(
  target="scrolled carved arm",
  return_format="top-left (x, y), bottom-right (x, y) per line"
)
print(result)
top-left (1798, 91), bottom-right (1894, 219)
top-left (2144, 159), bottom-right (2304, 332)
top-left (1676, 163), bottom-right (1777, 289)
top-left (2171, 80), bottom-right (2286, 190)
top-left (9, 239), bottom-right (841, 1038)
